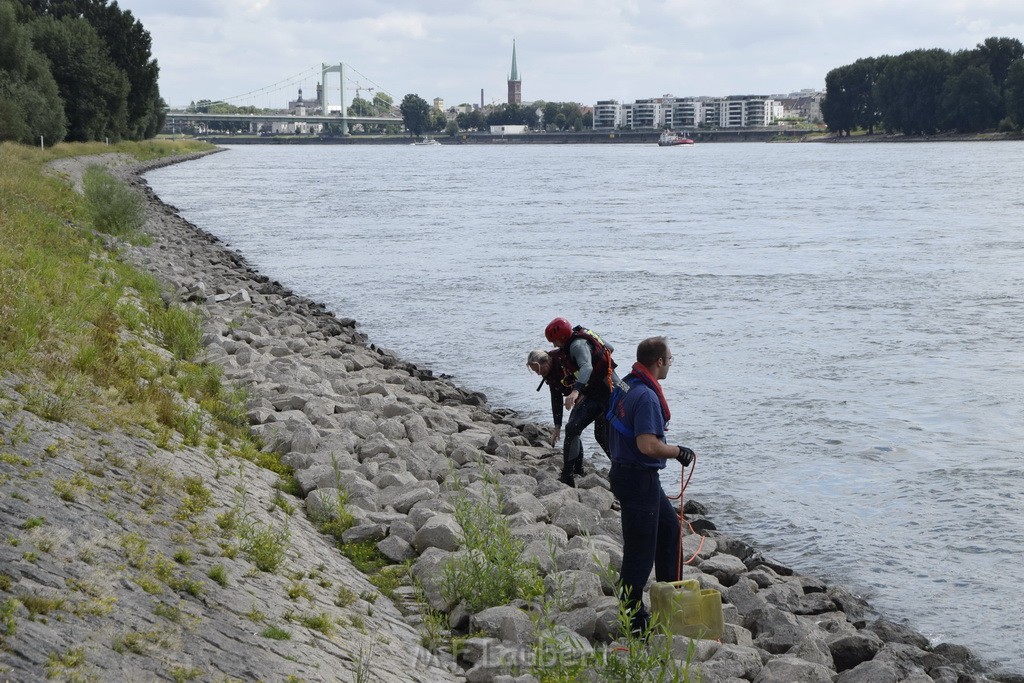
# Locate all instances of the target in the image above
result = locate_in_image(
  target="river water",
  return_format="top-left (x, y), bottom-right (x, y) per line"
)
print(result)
top-left (146, 141), bottom-right (1024, 673)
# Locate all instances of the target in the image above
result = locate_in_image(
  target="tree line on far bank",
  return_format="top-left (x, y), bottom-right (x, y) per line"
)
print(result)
top-left (823, 36), bottom-right (1024, 136)
top-left (399, 94), bottom-right (593, 137)
top-left (0, 0), bottom-right (164, 146)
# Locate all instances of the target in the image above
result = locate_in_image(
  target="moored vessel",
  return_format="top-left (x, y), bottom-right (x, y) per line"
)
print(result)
top-left (658, 130), bottom-right (695, 146)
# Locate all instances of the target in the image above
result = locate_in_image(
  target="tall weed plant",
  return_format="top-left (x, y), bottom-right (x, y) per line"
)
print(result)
top-left (441, 473), bottom-right (544, 613)
top-left (593, 589), bottom-right (697, 683)
top-left (525, 582), bottom-right (698, 683)
top-left (151, 305), bottom-right (203, 360)
top-left (82, 165), bottom-right (144, 237)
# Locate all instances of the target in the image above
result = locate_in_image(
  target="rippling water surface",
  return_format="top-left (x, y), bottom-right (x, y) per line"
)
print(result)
top-left (147, 141), bottom-right (1024, 672)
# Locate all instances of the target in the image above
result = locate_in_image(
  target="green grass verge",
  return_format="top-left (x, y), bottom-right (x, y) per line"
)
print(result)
top-left (0, 137), bottom-right (272, 453)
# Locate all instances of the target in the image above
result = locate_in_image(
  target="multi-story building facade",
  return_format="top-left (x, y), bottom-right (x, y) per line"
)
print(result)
top-left (593, 100), bottom-right (621, 129)
top-left (631, 99), bottom-right (663, 128)
top-left (593, 93), bottom-right (796, 129)
top-left (773, 90), bottom-right (824, 122)
top-left (667, 98), bottom-right (703, 129)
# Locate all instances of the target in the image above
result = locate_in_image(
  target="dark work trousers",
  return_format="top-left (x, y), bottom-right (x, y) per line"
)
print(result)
top-left (609, 462), bottom-right (682, 630)
top-left (562, 394), bottom-right (610, 474)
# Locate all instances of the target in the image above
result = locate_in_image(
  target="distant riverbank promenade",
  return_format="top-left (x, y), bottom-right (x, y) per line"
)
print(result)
top-left (593, 91), bottom-right (823, 130)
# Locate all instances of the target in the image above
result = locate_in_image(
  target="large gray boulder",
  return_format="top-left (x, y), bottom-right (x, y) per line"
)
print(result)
top-left (412, 513), bottom-right (463, 552)
top-left (789, 634), bottom-right (834, 669)
top-left (681, 533), bottom-right (717, 561)
top-left (377, 534), bottom-right (416, 562)
top-left (722, 622), bottom-right (755, 648)
top-left (470, 605), bottom-right (534, 647)
top-left (835, 659), bottom-right (900, 683)
top-left (544, 570), bottom-right (602, 611)
top-left (550, 502), bottom-right (602, 538)
top-left (337, 411), bottom-right (378, 438)
top-left (827, 584), bottom-right (869, 625)
top-left (751, 656), bottom-right (834, 683)
top-left (502, 492), bottom-right (548, 522)
top-left (724, 578), bottom-right (769, 626)
top-left (793, 592), bottom-right (838, 615)
top-left (385, 486), bottom-right (438, 514)
top-left (863, 618), bottom-right (930, 650)
top-left (358, 433), bottom-right (401, 459)
top-left (411, 547), bottom-right (456, 612)
top-left (554, 547), bottom-right (606, 574)
top-left (699, 643), bottom-right (764, 681)
top-left (828, 631), bottom-right (884, 672)
top-left (374, 470), bottom-right (417, 488)
top-left (341, 523), bottom-right (387, 544)
top-left (700, 553), bottom-right (748, 587)
top-left (749, 606), bottom-right (814, 654)
top-left (759, 578), bottom-right (805, 612)
top-left (578, 486), bottom-right (615, 512)
top-left (552, 607), bottom-right (598, 640)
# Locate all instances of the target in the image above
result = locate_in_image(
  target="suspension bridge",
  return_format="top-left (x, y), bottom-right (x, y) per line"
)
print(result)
top-left (163, 62), bottom-right (404, 135)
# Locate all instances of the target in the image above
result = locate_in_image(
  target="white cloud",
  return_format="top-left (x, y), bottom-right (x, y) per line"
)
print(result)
top-left (121, 0), bottom-right (1024, 108)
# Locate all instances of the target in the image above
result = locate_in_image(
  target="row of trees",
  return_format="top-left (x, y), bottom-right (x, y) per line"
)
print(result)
top-left (347, 92), bottom-right (394, 118)
top-left (185, 100), bottom-right (263, 115)
top-left (398, 95), bottom-right (593, 136)
top-left (0, 0), bottom-right (165, 146)
top-left (347, 93), bottom-right (399, 134)
top-left (822, 37), bottom-right (1024, 136)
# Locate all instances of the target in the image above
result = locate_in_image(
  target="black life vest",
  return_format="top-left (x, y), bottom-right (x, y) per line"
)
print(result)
top-left (536, 348), bottom-right (572, 396)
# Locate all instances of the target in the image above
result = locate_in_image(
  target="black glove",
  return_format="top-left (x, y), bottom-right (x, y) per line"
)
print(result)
top-left (676, 445), bottom-right (695, 467)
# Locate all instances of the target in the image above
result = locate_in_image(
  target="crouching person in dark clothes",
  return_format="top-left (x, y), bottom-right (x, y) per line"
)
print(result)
top-left (526, 348), bottom-right (571, 447)
top-left (607, 336), bottom-right (697, 635)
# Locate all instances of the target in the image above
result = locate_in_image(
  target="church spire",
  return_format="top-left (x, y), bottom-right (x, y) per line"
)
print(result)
top-left (509, 39), bottom-right (519, 82)
top-left (507, 39), bottom-right (521, 105)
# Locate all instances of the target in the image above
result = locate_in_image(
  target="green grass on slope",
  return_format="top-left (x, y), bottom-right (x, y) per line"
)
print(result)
top-left (0, 139), bottom-right (255, 445)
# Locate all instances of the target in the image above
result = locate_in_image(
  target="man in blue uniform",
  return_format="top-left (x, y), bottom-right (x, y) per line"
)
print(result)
top-left (607, 336), bottom-right (696, 635)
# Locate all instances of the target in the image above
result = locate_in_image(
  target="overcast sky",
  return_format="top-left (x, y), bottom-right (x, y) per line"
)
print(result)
top-left (115, 0), bottom-right (1024, 109)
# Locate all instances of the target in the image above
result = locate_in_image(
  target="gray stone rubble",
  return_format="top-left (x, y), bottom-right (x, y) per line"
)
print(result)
top-left (8, 150), bottom-right (1017, 682)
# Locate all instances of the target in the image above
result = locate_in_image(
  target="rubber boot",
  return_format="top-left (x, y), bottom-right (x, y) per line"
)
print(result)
top-left (558, 467), bottom-right (576, 488)
top-left (573, 457), bottom-right (585, 477)
top-left (629, 608), bottom-right (651, 641)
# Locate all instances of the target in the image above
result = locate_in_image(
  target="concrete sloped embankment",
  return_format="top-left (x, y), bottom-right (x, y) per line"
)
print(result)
top-left (12, 150), bottom-right (1012, 683)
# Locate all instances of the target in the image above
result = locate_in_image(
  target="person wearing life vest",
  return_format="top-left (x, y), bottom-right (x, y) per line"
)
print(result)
top-left (543, 317), bottom-right (619, 487)
top-left (526, 348), bottom-right (571, 447)
top-left (607, 336), bottom-right (696, 637)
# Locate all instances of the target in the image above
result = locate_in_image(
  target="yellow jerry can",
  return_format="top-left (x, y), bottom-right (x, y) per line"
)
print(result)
top-left (649, 579), bottom-right (725, 640)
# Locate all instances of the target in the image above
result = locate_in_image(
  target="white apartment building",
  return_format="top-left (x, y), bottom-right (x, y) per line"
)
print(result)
top-left (666, 98), bottom-right (703, 129)
top-left (631, 99), bottom-right (663, 128)
top-left (594, 94), bottom-right (790, 129)
top-left (593, 100), bottom-right (621, 129)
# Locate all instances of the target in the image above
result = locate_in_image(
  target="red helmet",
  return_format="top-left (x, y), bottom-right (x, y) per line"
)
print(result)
top-left (545, 317), bottom-right (573, 346)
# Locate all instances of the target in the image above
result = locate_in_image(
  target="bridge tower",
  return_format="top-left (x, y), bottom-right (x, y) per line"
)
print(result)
top-left (321, 63), bottom-right (348, 135)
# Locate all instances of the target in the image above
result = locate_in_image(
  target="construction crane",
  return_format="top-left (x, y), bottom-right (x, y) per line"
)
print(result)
top-left (353, 82), bottom-right (375, 102)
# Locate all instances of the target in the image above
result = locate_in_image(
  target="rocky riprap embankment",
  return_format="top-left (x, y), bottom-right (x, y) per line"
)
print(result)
top-left (4, 150), bottom-right (1017, 683)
